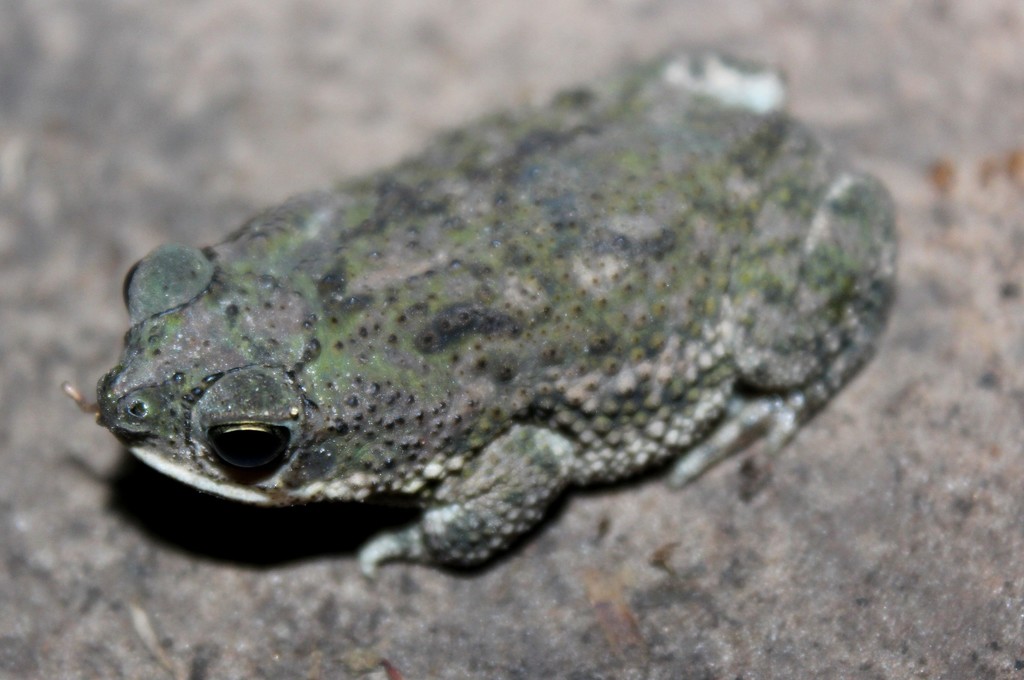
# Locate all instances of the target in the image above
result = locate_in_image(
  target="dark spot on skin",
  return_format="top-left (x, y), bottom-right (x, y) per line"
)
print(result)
top-left (343, 295), bottom-right (373, 312)
top-left (552, 87), bottom-right (595, 110)
top-left (502, 243), bottom-right (535, 267)
top-left (441, 216), bottom-right (465, 232)
top-left (357, 179), bottom-right (450, 234)
top-left (585, 329), bottom-right (618, 355)
top-left (514, 130), bottom-right (574, 160)
top-left (301, 338), bottom-right (322, 363)
top-left (414, 303), bottom-right (521, 353)
top-left (404, 302), bottom-right (430, 319)
top-left (488, 354), bottom-right (519, 382)
top-left (483, 124), bottom-right (600, 186)
top-left (541, 193), bottom-right (579, 230)
top-left (593, 226), bottom-right (677, 260)
top-left (728, 114), bottom-right (791, 179)
top-left (317, 267), bottom-right (347, 299)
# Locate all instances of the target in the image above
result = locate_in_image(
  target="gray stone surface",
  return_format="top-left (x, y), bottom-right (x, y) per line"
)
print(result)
top-left (2, 1), bottom-right (1023, 678)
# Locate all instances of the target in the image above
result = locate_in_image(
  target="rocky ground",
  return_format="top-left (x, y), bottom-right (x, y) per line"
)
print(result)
top-left (2, 1), bottom-right (1024, 678)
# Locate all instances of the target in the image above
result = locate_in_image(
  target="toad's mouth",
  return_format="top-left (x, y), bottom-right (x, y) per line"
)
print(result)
top-left (130, 444), bottom-right (285, 505)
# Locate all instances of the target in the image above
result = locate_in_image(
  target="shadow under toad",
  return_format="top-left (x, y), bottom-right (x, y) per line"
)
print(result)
top-left (107, 451), bottom-right (419, 567)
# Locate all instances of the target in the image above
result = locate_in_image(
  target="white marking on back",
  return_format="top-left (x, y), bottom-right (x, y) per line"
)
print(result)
top-left (663, 54), bottom-right (786, 114)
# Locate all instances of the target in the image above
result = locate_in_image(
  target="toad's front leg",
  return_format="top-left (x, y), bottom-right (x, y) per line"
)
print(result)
top-left (358, 425), bottom-right (576, 575)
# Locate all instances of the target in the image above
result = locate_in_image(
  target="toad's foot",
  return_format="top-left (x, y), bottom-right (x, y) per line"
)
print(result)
top-left (358, 425), bottom-right (575, 576)
top-left (668, 392), bottom-right (806, 487)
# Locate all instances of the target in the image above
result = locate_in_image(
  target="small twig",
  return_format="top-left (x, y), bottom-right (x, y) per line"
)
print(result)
top-left (381, 658), bottom-right (406, 680)
top-left (129, 601), bottom-right (185, 680)
top-left (61, 381), bottom-right (101, 418)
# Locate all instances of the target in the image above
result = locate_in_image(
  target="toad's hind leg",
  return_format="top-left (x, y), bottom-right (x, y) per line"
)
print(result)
top-left (671, 172), bottom-right (895, 487)
top-left (358, 425), bottom-right (574, 575)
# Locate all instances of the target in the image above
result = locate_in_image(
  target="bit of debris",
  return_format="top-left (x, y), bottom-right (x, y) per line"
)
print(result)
top-left (1007, 148), bottom-right (1024, 185)
top-left (930, 148), bottom-right (1024, 197)
top-left (593, 514), bottom-right (612, 544)
top-left (62, 381), bottom-right (100, 418)
top-left (129, 601), bottom-right (184, 680)
top-left (648, 541), bottom-right (681, 577)
top-left (381, 658), bottom-right (406, 680)
top-left (928, 158), bottom-right (956, 195)
top-left (581, 568), bottom-right (648, 662)
top-left (737, 456), bottom-right (772, 502)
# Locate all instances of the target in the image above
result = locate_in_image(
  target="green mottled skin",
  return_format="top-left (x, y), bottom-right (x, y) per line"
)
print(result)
top-left (98, 53), bottom-right (895, 570)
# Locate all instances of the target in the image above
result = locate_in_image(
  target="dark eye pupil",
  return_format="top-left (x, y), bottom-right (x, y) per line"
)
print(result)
top-left (207, 424), bottom-right (290, 469)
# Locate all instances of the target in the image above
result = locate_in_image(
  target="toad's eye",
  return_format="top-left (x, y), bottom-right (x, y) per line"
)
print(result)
top-left (193, 366), bottom-right (301, 471)
top-left (206, 423), bottom-right (290, 469)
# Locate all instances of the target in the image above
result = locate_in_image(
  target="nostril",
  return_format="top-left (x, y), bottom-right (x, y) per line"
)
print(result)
top-left (126, 399), bottom-right (149, 420)
top-left (207, 423), bottom-right (290, 469)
